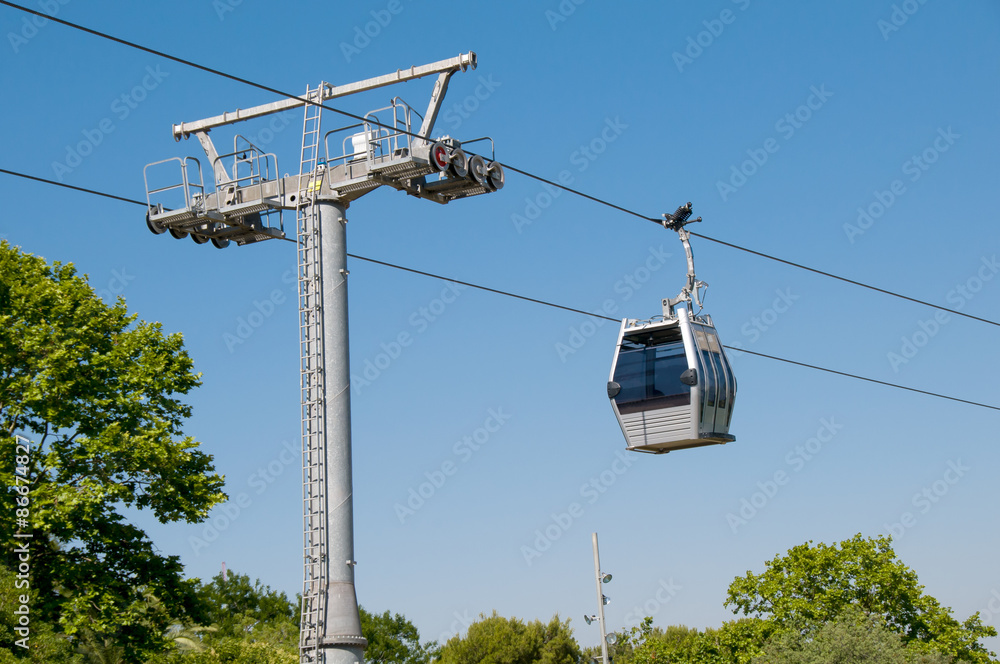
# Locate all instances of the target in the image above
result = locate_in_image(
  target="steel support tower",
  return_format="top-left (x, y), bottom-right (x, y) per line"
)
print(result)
top-left (142, 52), bottom-right (503, 664)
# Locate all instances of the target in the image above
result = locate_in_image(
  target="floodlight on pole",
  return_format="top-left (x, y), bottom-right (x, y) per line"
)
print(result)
top-left (590, 533), bottom-right (613, 664)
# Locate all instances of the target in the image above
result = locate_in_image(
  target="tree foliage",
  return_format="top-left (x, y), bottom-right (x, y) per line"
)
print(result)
top-left (754, 606), bottom-right (953, 664)
top-left (436, 612), bottom-right (580, 664)
top-left (726, 534), bottom-right (997, 663)
top-left (0, 563), bottom-right (81, 662)
top-left (195, 572), bottom-right (297, 640)
top-left (617, 617), bottom-right (771, 664)
top-left (146, 571), bottom-right (298, 664)
top-left (0, 242), bottom-right (226, 659)
top-left (360, 606), bottom-right (435, 664)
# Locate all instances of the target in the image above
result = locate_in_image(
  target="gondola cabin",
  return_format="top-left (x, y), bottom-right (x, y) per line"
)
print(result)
top-left (607, 308), bottom-right (736, 453)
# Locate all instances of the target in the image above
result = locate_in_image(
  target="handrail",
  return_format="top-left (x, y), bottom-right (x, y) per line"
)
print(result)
top-left (144, 156), bottom-right (205, 212)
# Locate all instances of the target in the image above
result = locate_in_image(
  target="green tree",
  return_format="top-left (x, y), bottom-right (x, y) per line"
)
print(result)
top-left (625, 619), bottom-right (770, 664)
top-left (360, 606), bottom-right (434, 664)
top-left (146, 572), bottom-right (299, 664)
top-left (754, 606), bottom-right (953, 664)
top-left (436, 612), bottom-right (580, 664)
top-left (0, 242), bottom-right (226, 660)
top-left (195, 572), bottom-right (297, 640)
top-left (0, 563), bottom-right (81, 663)
top-left (726, 534), bottom-right (996, 663)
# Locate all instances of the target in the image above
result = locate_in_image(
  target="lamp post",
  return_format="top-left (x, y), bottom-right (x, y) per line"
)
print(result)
top-left (588, 532), bottom-right (614, 664)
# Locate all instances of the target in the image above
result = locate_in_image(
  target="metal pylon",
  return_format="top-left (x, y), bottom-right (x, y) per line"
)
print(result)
top-left (141, 53), bottom-right (496, 664)
top-left (298, 83), bottom-right (326, 664)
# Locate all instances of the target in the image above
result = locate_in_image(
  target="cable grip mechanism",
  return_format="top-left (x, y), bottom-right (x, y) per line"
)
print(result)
top-left (661, 202), bottom-right (708, 318)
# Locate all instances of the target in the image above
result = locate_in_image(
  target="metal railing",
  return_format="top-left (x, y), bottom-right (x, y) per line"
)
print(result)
top-left (143, 156), bottom-right (205, 214)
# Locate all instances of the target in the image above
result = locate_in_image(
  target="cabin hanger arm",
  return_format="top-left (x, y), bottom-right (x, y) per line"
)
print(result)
top-left (661, 202), bottom-right (707, 317)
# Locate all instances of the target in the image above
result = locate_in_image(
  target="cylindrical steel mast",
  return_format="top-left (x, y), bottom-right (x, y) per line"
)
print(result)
top-left (317, 200), bottom-right (366, 664)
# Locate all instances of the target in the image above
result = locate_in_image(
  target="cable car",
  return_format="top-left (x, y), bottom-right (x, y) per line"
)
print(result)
top-left (607, 204), bottom-right (737, 454)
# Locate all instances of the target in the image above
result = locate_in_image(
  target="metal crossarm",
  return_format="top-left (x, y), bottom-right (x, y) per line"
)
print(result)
top-left (171, 53), bottom-right (477, 139)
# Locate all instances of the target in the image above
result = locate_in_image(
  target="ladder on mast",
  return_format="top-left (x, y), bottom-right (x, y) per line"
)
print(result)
top-left (298, 83), bottom-right (327, 664)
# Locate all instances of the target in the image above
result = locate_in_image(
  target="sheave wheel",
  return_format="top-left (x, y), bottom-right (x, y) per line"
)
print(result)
top-left (146, 211), bottom-right (166, 235)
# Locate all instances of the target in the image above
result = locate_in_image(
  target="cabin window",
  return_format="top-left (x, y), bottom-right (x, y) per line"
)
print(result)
top-left (613, 341), bottom-right (689, 405)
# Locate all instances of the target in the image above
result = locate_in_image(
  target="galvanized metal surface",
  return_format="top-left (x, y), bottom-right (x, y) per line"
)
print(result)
top-left (316, 200), bottom-right (366, 664)
top-left (172, 52), bottom-right (477, 139)
top-left (142, 56), bottom-right (502, 664)
top-left (297, 193), bottom-right (326, 662)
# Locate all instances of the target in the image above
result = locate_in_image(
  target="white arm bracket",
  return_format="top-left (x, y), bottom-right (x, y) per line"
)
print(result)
top-left (172, 52), bottom-right (477, 140)
top-left (412, 71), bottom-right (456, 151)
top-left (194, 131), bottom-right (231, 185)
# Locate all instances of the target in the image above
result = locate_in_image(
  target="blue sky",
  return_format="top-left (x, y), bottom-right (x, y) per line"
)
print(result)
top-left (2, 0), bottom-right (999, 651)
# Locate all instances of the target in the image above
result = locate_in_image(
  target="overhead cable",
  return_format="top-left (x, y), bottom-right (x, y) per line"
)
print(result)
top-left (0, 166), bottom-right (996, 413)
top-left (1, 1), bottom-right (995, 329)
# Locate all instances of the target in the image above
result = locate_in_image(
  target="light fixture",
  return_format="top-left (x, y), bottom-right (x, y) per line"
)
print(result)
top-left (602, 595), bottom-right (611, 606)
top-left (584, 615), bottom-right (596, 625)
top-left (601, 573), bottom-right (612, 584)
top-left (606, 633), bottom-right (618, 645)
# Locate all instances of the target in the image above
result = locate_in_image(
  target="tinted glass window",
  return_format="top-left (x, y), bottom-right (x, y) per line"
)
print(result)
top-left (651, 343), bottom-right (689, 398)
top-left (613, 347), bottom-right (648, 403)
top-left (613, 341), bottom-right (689, 404)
